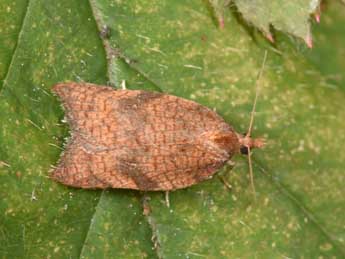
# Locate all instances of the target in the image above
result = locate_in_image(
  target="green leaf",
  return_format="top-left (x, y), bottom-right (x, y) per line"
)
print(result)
top-left (233, 0), bottom-right (320, 43)
top-left (0, 0), bottom-right (29, 90)
top-left (0, 1), bottom-right (152, 258)
top-left (1, 0), bottom-right (344, 258)
top-left (79, 191), bottom-right (156, 259)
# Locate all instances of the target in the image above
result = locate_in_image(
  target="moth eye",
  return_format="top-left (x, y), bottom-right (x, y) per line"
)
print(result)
top-left (242, 132), bottom-right (250, 137)
top-left (240, 146), bottom-right (249, 155)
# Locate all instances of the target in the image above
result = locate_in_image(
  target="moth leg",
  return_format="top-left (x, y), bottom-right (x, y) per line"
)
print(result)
top-left (165, 191), bottom-right (170, 208)
top-left (218, 160), bottom-right (236, 190)
top-left (141, 193), bottom-right (151, 216)
top-left (227, 160), bottom-right (236, 167)
top-left (219, 175), bottom-right (232, 190)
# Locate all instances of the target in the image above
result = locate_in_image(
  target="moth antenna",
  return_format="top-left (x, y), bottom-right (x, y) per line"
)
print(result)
top-left (246, 50), bottom-right (268, 199)
top-left (247, 50), bottom-right (268, 138)
top-left (165, 191), bottom-right (170, 208)
top-left (121, 80), bottom-right (127, 90)
top-left (247, 146), bottom-right (256, 200)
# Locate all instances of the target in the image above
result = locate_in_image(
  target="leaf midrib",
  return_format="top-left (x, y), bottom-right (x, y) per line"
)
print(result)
top-left (78, 190), bottom-right (105, 259)
top-left (0, 0), bottom-right (31, 94)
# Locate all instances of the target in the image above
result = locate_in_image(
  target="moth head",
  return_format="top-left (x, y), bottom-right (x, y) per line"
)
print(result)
top-left (237, 133), bottom-right (266, 155)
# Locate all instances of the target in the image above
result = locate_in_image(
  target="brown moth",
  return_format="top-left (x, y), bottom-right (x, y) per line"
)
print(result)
top-left (51, 82), bottom-right (264, 192)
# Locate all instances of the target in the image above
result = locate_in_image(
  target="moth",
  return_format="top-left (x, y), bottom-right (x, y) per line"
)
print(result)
top-left (51, 82), bottom-right (264, 192)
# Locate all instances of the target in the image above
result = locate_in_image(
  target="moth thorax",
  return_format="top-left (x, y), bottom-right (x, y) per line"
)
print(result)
top-left (207, 131), bottom-right (240, 156)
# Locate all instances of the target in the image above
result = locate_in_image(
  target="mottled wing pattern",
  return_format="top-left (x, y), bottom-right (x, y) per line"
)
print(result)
top-left (51, 137), bottom-right (108, 188)
top-left (52, 83), bottom-right (238, 190)
top-left (52, 83), bottom-right (121, 149)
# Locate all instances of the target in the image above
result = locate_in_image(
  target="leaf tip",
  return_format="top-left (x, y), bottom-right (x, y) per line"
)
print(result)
top-left (314, 3), bottom-right (322, 23)
top-left (265, 32), bottom-right (274, 43)
top-left (305, 33), bottom-right (313, 49)
top-left (218, 17), bottom-right (225, 29)
top-left (314, 13), bottom-right (320, 23)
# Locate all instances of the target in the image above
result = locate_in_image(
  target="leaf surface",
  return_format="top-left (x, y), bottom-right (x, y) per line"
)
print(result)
top-left (0, 0), bottom-right (344, 258)
top-left (233, 0), bottom-right (320, 41)
top-left (0, 1), bottom-right (153, 258)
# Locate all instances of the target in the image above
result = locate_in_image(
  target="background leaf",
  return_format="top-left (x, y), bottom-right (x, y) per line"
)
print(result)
top-left (1, 0), bottom-right (344, 258)
top-left (233, 0), bottom-right (321, 43)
